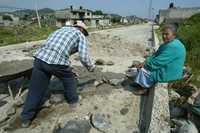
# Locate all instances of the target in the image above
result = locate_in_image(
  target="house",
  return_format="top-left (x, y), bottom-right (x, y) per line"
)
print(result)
top-left (55, 6), bottom-right (111, 28)
top-left (120, 16), bottom-right (145, 24)
top-left (120, 17), bottom-right (129, 24)
top-left (158, 4), bottom-right (200, 24)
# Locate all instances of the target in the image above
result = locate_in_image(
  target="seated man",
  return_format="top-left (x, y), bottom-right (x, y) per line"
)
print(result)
top-left (133, 24), bottom-right (186, 95)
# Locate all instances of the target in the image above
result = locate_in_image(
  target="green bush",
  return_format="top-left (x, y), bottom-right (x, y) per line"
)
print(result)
top-left (178, 13), bottom-right (200, 87)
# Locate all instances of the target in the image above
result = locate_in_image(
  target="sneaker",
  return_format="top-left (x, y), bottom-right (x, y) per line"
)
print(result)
top-left (21, 119), bottom-right (31, 128)
top-left (68, 95), bottom-right (82, 110)
top-left (69, 103), bottom-right (78, 109)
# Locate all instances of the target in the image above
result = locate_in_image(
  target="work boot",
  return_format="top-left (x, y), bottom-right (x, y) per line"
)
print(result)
top-left (68, 95), bottom-right (82, 110)
top-left (21, 119), bottom-right (32, 128)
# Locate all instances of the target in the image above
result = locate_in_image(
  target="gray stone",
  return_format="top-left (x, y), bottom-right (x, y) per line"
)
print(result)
top-left (58, 120), bottom-right (91, 133)
top-left (49, 94), bottom-right (65, 104)
top-left (0, 100), bottom-right (7, 107)
top-left (169, 102), bottom-right (186, 118)
top-left (6, 104), bottom-right (16, 116)
top-left (120, 108), bottom-right (129, 115)
top-left (169, 90), bottom-right (181, 101)
top-left (42, 100), bottom-right (52, 108)
top-left (172, 119), bottom-right (198, 133)
top-left (94, 80), bottom-right (104, 87)
top-left (106, 61), bottom-right (114, 66)
top-left (95, 59), bottom-right (106, 65)
top-left (91, 113), bottom-right (111, 132)
top-left (109, 78), bottom-right (123, 86)
top-left (125, 68), bottom-right (138, 78)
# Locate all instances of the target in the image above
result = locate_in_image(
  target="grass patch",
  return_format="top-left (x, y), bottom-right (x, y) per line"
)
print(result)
top-left (0, 24), bottom-right (57, 47)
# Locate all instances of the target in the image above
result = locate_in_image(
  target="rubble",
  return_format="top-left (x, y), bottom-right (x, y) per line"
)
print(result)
top-left (171, 119), bottom-right (198, 133)
top-left (55, 120), bottom-right (91, 133)
top-left (90, 113), bottom-right (111, 133)
top-left (120, 107), bottom-right (129, 115)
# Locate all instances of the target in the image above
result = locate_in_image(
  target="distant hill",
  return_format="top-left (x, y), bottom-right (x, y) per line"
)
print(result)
top-left (38, 8), bottom-right (55, 14)
top-left (13, 8), bottom-right (55, 17)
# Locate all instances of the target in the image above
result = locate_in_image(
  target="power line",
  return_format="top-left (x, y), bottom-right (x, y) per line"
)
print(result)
top-left (148, 0), bottom-right (153, 19)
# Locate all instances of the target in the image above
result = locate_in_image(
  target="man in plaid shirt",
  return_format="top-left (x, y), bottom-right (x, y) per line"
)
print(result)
top-left (21, 21), bottom-right (95, 127)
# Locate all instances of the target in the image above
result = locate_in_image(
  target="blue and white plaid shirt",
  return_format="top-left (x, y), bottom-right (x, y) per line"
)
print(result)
top-left (34, 26), bottom-right (94, 69)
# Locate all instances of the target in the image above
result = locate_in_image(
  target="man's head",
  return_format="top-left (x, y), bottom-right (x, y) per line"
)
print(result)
top-left (162, 24), bottom-right (177, 43)
top-left (74, 21), bottom-right (89, 36)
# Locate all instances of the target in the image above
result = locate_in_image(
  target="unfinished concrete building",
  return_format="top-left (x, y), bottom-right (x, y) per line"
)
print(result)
top-left (158, 6), bottom-right (200, 24)
top-left (55, 6), bottom-right (111, 28)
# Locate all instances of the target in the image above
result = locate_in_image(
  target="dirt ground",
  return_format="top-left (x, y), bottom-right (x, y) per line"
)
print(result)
top-left (0, 24), bottom-right (152, 133)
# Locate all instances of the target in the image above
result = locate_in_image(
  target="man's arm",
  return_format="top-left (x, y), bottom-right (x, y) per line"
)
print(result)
top-left (78, 34), bottom-right (95, 72)
top-left (144, 45), bottom-right (176, 71)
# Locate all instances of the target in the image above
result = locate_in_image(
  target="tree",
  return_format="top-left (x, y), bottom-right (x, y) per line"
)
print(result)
top-left (93, 10), bottom-right (104, 15)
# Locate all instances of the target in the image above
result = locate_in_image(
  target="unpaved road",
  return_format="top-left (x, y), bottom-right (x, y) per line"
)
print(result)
top-left (0, 23), bottom-right (152, 133)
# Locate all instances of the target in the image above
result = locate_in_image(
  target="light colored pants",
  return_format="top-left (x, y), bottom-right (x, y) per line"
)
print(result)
top-left (134, 68), bottom-right (155, 88)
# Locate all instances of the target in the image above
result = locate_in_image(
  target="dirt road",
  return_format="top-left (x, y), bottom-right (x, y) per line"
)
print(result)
top-left (0, 23), bottom-right (152, 133)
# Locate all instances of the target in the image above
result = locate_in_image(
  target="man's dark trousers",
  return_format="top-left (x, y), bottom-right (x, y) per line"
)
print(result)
top-left (21, 58), bottom-right (78, 121)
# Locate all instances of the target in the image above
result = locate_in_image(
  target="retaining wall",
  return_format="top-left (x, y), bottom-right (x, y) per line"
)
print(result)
top-left (139, 25), bottom-right (170, 133)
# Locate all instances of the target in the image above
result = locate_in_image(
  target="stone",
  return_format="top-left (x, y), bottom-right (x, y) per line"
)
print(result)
top-left (106, 61), bottom-right (114, 66)
top-left (42, 100), bottom-right (52, 108)
top-left (120, 108), bottom-right (129, 115)
top-left (0, 103), bottom-right (16, 123)
top-left (191, 94), bottom-right (200, 116)
top-left (109, 78), bottom-right (124, 86)
top-left (94, 80), bottom-right (104, 87)
top-left (125, 68), bottom-right (138, 78)
top-left (58, 120), bottom-right (91, 133)
top-left (172, 119), bottom-right (198, 133)
top-left (169, 102), bottom-right (187, 118)
top-left (91, 113), bottom-right (111, 132)
top-left (49, 94), bottom-right (65, 104)
top-left (0, 100), bottom-right (7, 107)
top-left (6, 104), bottom-right (16, 116)
top-left (169, 90), bottom-right (181, 101)
top-left (95, 59), bottom-right (106, 65)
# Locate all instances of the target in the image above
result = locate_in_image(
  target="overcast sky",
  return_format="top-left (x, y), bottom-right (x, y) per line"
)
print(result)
top-left (0, 0), bottom-right (200, 18)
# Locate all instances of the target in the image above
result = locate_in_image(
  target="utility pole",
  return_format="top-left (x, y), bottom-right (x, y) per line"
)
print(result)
top-left (148, 0), bottom-right (153, 20)
top-left (35, 0), bottom-right (41, 28)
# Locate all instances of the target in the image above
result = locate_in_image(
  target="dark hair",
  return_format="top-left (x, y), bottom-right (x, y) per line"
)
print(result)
top-left (163, 24), bottom-right (178, 34)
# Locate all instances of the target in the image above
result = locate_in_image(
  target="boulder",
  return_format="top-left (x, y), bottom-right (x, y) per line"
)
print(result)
top-left (172, 119), bottom-right (198, 133)
top-left (58, 120), bottom-right (91, 133)
top-left (91, 113), bottom-right (111, 133)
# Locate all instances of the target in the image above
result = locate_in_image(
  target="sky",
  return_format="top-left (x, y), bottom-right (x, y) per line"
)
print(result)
top-left (0, 0), bottom-right (200, 18)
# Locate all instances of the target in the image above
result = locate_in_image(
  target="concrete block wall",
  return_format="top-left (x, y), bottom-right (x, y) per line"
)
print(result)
top-left (139, 25), bottom-right (170, 133)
